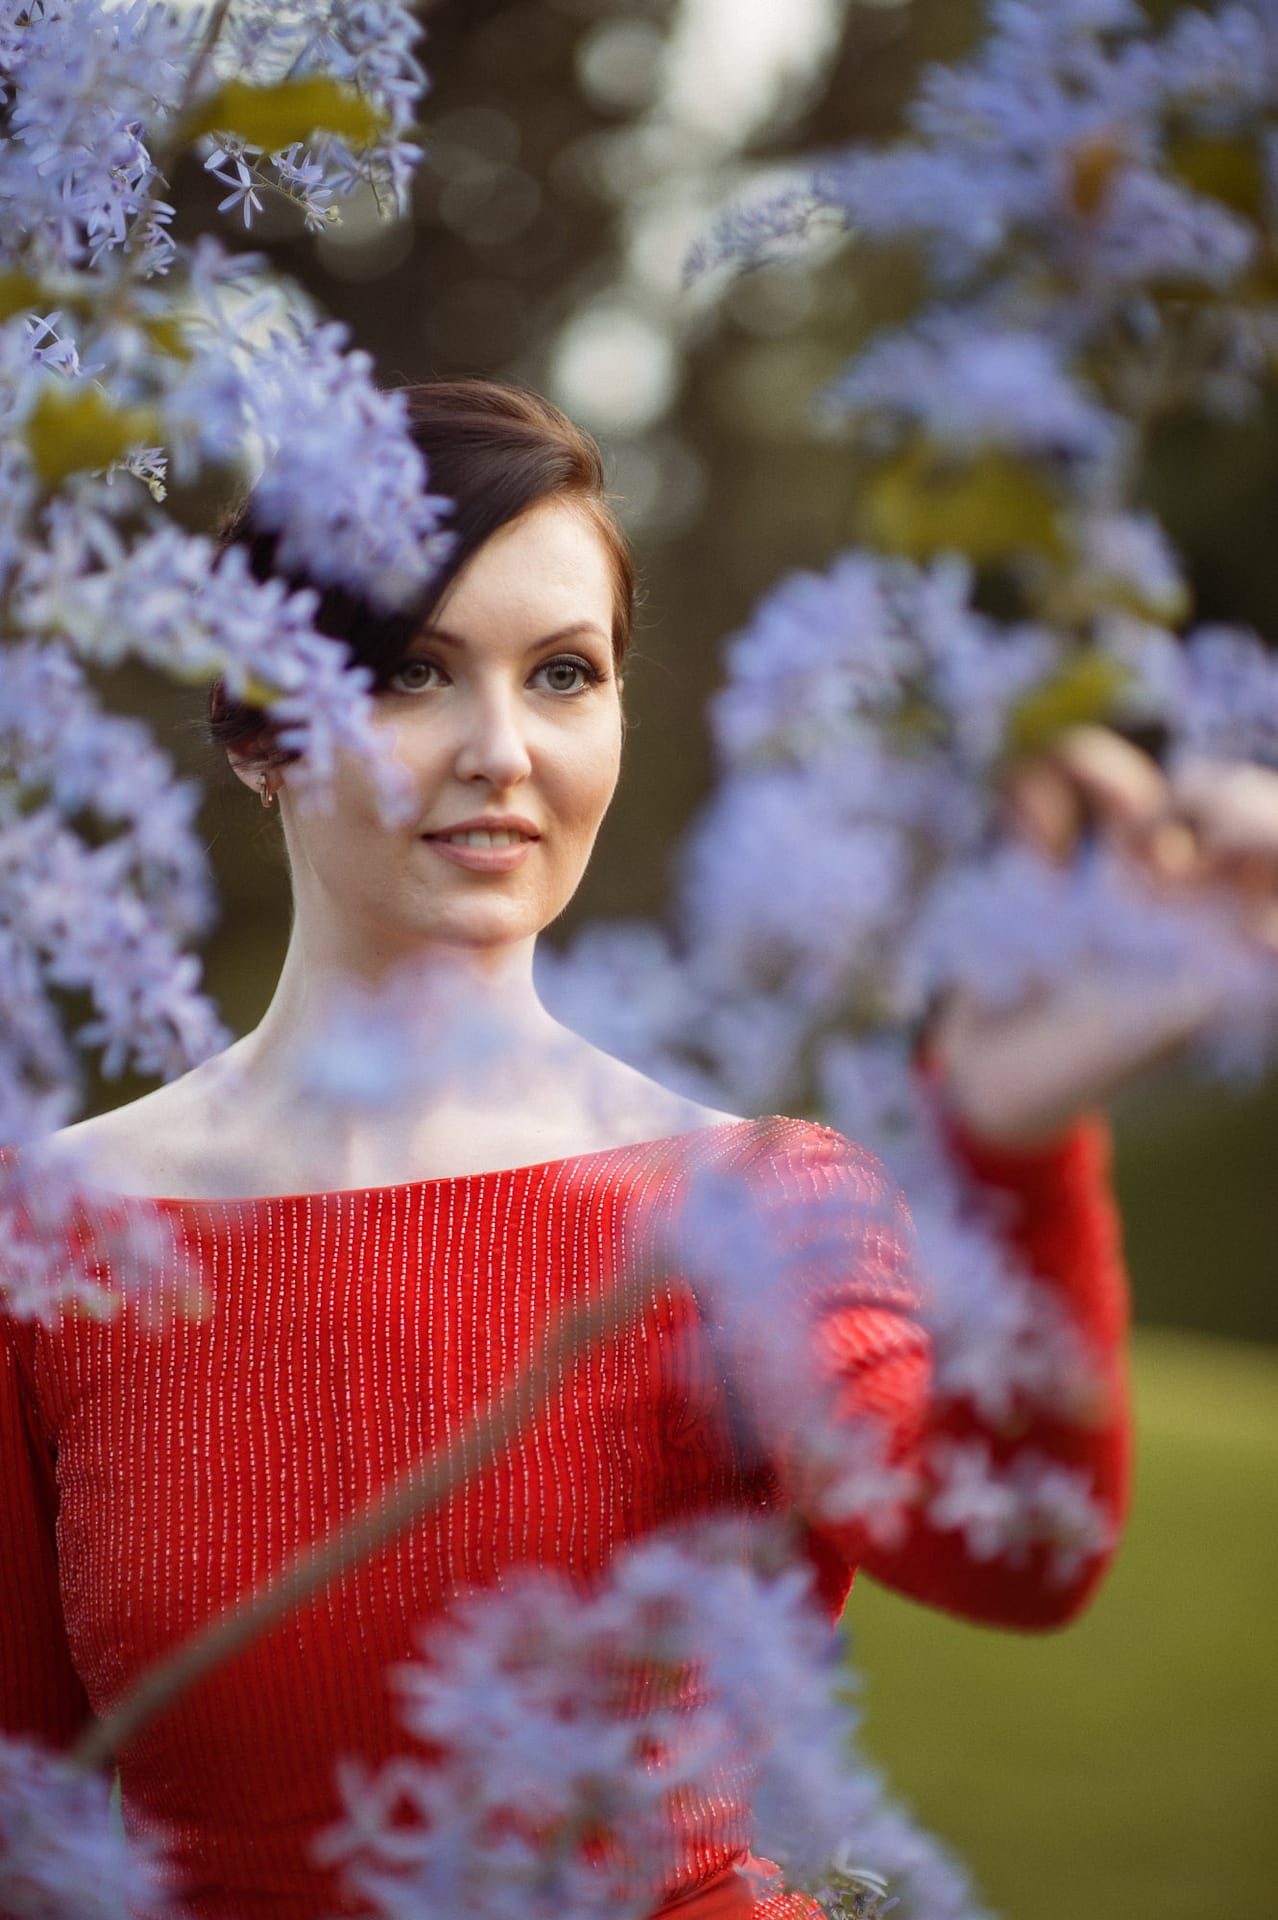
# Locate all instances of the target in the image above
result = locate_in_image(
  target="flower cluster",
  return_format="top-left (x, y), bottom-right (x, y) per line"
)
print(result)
top-left (0, 0), bottom-right (425, 273)
top-left (0, 641), bottom-right (218, 1095)
top-left (316, 1523), bottom-right (980, 1920)
top-left (676, 1143), bottom-right (926, 1547)
top-left (542, 0), bottom-right (1278, 1611)
top-left (0, 1734), bottom-right (177, 1920)
top-left (0, 0), bottom-right (191, 277)
top-left (820, 0), bottom-right (1278, 490)
top-left (0, 0), bottom-right (449, 1314)
top-left (209, 0), bottom-right (427, 225)
top-left (823, 0), bottom-right (1260, 293)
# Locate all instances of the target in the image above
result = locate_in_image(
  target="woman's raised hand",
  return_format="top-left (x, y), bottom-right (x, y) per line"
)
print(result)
top-left (932, 728), bottom-right (1278, 1147)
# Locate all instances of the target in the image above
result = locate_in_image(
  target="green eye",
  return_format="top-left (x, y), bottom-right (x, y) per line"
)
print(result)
top-left (388, 658), bottom-right (442, 693)
top-left (535, 656), bottom-right (598, 694)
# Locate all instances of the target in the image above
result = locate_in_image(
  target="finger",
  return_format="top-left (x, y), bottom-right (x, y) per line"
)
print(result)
top-left (1001, 727), bottom-right (1170, 866)
top-left (1000, 758), bottom-right (1086, 863)
top-left (1170, 758), bottom-right (1278, 860)
top-left (1044, 726), bottom-right (1169, 835)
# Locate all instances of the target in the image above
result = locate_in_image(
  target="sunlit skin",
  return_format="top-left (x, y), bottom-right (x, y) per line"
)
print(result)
top-left (50, 499), bottom-right (734, 1198)
top-left (269, 496), bottom-right (626, 978)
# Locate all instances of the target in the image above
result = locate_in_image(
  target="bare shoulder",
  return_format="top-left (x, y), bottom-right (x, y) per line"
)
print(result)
top-left (41, 1050), bottom-right (246, 1196)
top-left (552, 1036), bottom-right (743, 1146)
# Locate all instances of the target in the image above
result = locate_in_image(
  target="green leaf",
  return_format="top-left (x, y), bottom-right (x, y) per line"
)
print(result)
top-left (1168, 131), bottom-right (1266, 220)
top-left (183, 77), bottom-right (388, 153)
top-left (141, 312), bottom-right (193, 362)
top-left (1006, 653), bottom-right (1131, 758)
top-left (239, 675), bottom-right (280, 707)
top-left (0, 269), bottom-right (45, 323)
top-left (865, 445), bottom-right (1065, 564)
top-left (25, 384), bottom-right (161, 489)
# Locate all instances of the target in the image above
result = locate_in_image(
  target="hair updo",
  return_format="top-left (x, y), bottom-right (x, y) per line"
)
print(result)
top-left (208, 379), bottom-right (636, 767)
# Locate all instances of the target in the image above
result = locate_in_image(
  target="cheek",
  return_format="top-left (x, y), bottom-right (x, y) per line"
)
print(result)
top-left (569, 718), bottom-right (623, 832)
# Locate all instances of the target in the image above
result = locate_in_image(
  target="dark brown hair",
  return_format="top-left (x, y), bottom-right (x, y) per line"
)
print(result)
top-left (208, 379), bottom-right (635, 766)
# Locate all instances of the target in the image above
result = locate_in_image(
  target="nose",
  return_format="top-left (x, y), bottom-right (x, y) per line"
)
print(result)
top-left (452, 684), bottom-right (534, 790)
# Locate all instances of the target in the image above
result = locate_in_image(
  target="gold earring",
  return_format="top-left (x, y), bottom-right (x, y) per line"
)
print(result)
top-left (259, 772), bottom-right (277, 809)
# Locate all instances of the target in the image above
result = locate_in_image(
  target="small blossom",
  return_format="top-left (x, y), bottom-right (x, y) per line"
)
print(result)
top-left (0, 1734), bottom-right (178, 1918)
top-left (924, 1439), bottom-right (1115, 1585)
top-left (206, 152), bottom-right (265, 228)
top-left (1077, 510), bottom-right (1189, 621)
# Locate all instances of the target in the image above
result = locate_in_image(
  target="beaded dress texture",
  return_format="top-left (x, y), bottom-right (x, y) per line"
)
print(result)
top-left (0, 1115), bottom-right (1130, 1920)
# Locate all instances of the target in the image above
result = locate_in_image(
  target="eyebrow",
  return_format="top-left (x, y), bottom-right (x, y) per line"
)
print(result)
top-left (414, 620), bottom-right (612, 651)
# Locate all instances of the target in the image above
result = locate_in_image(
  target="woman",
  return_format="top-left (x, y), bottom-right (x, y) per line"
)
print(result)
top-left (0, 382), bottom-right (1130, 1918)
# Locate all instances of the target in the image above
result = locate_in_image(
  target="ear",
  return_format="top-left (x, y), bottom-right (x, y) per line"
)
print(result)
top-left (228, 755), bottom-right (281, 804)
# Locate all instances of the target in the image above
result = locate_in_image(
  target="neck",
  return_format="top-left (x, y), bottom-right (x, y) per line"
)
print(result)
top-left (238, 927), bottom-right (557, 1086)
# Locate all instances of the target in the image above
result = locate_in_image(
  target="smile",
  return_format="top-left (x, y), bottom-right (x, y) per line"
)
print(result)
top-left (433, 829), bottom-right (529, 848)
top-left (422, 828), bottom-right (536, 874)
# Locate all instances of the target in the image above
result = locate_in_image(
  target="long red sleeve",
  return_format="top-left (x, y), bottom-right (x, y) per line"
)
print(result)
top-left (856, 1115), bottom-right (1131, 1628)
top-left (0, 1325), bottom-right (94, 1746)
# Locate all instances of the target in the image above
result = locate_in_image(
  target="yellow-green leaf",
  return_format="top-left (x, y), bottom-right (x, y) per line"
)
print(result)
top-left (1168, 131), bottom-right (1266, 220)
top-left (0, 269), bottom-right (45, 323)
top-left (25, 384), bottom-right (161, 489)
top-left (237, 674), bottom-right (284, 708)
top-left (1006, 654), bottom-right (1131, 758)
top-left (864, 445), bottom-right (1065, 565)
top-left (142, 312), bottom-right (193, 362)
top-left (183, 77), bottom-right (388, 153)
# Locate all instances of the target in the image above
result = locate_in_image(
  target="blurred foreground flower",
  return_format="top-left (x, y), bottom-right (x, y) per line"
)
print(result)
top-left (316, 1523), bottom-right (982, 1920)
top-left (0, 1735), bottom-right (177, 1920)
top-left (0, 0), bottom-right (448, 1312)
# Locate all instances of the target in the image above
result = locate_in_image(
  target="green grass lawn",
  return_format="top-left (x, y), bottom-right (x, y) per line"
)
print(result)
top-left (846, 1329), bottom-right (1278, 1919)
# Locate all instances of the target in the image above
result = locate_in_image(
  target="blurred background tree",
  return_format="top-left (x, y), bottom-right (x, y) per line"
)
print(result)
top-left (89, 4), bottom-right (1274, 1916)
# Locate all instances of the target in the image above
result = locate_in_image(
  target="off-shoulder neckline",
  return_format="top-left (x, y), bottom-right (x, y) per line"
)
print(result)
top-left (72, 1115), bottom-right (833, 1212)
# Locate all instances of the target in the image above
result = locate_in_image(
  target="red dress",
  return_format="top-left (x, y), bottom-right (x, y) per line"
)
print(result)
top-left (0, 1116), bottom-right (1128, 1920)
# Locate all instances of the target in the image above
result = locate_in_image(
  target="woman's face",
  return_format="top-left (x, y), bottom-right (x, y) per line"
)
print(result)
top-left (268, 497), bottom-right (624, 967)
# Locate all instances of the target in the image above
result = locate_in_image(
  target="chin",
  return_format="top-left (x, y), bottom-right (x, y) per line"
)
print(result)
top-left (411, 905), bottom-right (548, 950)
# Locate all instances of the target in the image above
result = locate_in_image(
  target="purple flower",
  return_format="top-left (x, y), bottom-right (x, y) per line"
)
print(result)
top-left (0, 0), bottom-right (192, 274)
top-left (0, 1144), bottom-right (175, 1326)
top-left (0, 1734), bottom-right (178, 1918)
top-left (214, 1), bottom-right (427, 214)
top-left (1078, 511), bottom-right (1188, 621)
top-left (1177, 625), bottom-right (1278, 767)
top-left (676, 1140), bottom-right (924, 1540)
top-left (710, 554), bottom-right (911, 765)
top-left (0, 643), bottom-right (223, 1094)
top-left (817, 1034), bottom-right (1123, 1427)
top-left (684, 179), bottom-right (843, 283)
top-left (824, 322), bottom-right (1119, 467)
top-left (679, 762), bottom-right (912, 1007)
top-left (924, 1439), bottom-right (1115, 1585)
top-left (316, 1523), bottom-right (978, 1917)
top-left (234, 321), bottom-right (455, 614)
top-left (1156, 4), bottom-right (1278, 117)
top-left (899, 843), bottom-right (1262, 1017)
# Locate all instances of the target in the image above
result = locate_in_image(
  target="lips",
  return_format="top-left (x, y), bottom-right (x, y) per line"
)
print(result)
top-left (423, 816), bottom-right (540, 845)
top-left (421, 817), bottom-right (539, 873)
top-left (432, 827), bottom-right (529, 849)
